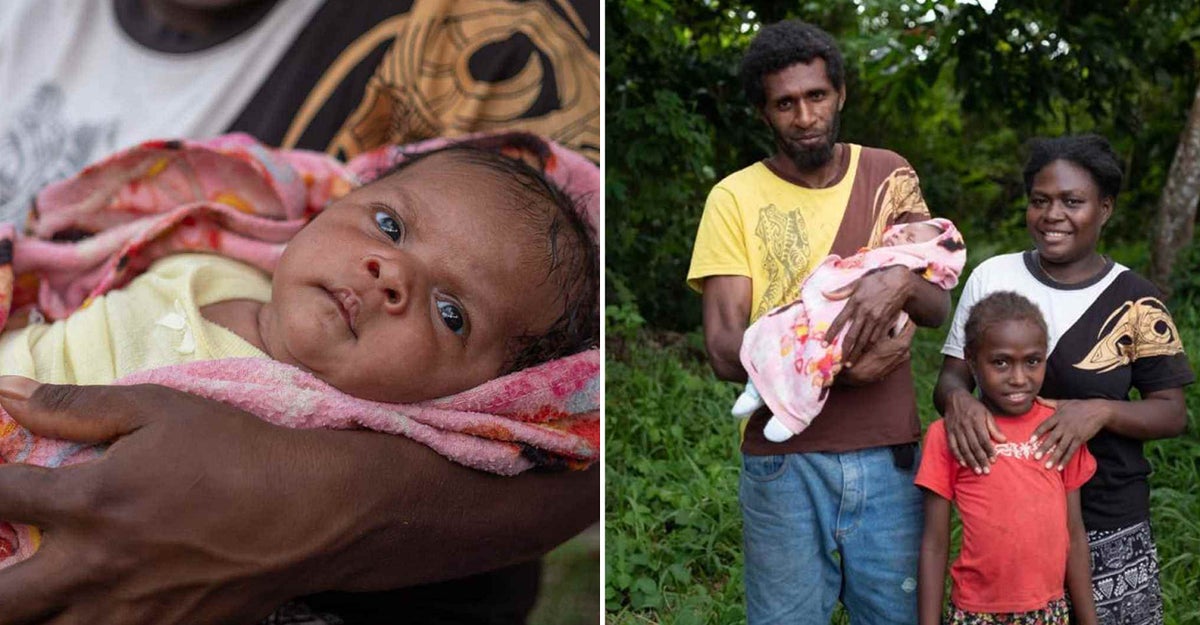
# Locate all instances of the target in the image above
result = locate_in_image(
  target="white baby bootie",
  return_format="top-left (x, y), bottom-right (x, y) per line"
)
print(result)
top-left (763, 416), bottom-right (794, 443)
top-left (731, 382), bottom-right (764, 418)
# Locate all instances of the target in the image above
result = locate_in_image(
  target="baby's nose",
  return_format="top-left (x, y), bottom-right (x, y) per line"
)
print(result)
top-left (364, 255), bottom-right (416, 314)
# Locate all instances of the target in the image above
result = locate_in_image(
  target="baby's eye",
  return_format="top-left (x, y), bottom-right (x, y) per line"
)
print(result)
top-left (375, 210), bottom-right (402, 242)
top-left (437, 300), bottom-right (465, 335)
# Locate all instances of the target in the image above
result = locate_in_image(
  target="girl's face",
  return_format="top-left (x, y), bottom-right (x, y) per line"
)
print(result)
top-left (1026, 159), bottom-right (1112, 268)
top-left (258, 153), bottom-right (561, 403)
top-left (969, 319), bottom-right (1047, 416)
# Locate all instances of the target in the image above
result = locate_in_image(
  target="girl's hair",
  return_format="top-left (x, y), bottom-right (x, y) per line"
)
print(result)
top-left (377, 143), bottom-right (599, 373)
top-left (1022, 134), bottom-right (1123, 200)
top-left (963, 291), bottom-right (1048, 358)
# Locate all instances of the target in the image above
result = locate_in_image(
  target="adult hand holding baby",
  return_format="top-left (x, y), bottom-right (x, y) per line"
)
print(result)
top-left (0, 377), bottom-right (599, 624)
top-left (836, 320), bottom-right (917, 387)
top-left (823, 264), bottom-right (920, 368)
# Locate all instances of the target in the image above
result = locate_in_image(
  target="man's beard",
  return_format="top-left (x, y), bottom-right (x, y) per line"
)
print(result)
top-left (775, 112), bottom-right (840, 171)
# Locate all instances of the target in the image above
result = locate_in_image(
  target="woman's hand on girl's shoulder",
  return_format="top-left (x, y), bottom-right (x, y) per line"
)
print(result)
top-left (942, 388), bottom-right (1004, 474)
top-left (1031, 398), bottom-right (1108, 471)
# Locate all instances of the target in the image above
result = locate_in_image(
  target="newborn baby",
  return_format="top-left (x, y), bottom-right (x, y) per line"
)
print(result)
top-left (0, 145), bottom-right (598, 406)
top-left (734, 218), bottom-right (963, 442)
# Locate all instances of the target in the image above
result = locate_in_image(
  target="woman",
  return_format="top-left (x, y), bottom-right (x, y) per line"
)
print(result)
top-left (932, 134), bottom-right (1191, 625)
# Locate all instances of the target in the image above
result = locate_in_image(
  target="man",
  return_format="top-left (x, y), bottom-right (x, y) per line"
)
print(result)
top-left (687, 20), bottom-right (950, 624)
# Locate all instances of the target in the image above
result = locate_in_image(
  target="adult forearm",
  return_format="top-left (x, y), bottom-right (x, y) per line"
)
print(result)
top-left (1095, 392), bottom-right (1187, 441)
top-left (296, 427), bottom-right (599, 593)
top-left (705, 333), bottom-right (748, 382)
top-left (933, 358), bottom-right (974, 416)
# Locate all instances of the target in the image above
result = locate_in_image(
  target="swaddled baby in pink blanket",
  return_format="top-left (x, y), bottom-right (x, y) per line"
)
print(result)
top-left (734, 218), bottom-right (965, 442)
top-left (0, 137), bottom-right (600, 569)
top-left (0, 143), bottom-right (597, 430)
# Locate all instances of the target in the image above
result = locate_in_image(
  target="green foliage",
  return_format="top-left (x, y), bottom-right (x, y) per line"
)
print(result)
top-left (607, 0), bottom-right (1200, 328)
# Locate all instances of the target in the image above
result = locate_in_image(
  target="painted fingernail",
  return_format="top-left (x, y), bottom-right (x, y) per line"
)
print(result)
top-left (0, 375), bottom-right (36, 401)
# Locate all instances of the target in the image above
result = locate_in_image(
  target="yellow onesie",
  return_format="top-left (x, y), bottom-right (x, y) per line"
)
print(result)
top-left (0, 254), bottom-right (270, 384)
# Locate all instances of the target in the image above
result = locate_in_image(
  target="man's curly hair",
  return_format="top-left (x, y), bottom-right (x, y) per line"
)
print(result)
top-left (740, 19), bottom-right (845, 109)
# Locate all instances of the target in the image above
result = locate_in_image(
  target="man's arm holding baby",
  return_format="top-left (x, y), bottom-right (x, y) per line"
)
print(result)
top-left (825, 265), bottom-right (950, 378)
top-left (0, 379), bottom-right (598, 625)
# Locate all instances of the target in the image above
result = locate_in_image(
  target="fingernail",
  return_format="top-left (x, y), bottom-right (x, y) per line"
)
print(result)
top-left (983, 467), bottom-right (989, 475)
top-left (0, 375), bottom-right (36, 401)
top-left (973, 467), bottom-right (981, 475)
top-left (1045, 461), bottom-right (1053, 469)
top-left (1030, 434), bottom-right (1038, 442)
top-left (1034, 452), bottom-right (1042, 460)
top-left (1057, 465), bottom-right (1064, 472)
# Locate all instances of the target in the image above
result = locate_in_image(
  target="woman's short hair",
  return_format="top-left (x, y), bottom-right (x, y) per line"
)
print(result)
top-left (1022, 134), bottom-right (1124, 200)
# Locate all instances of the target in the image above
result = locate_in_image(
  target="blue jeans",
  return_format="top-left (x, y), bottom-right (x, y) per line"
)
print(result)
top-left (740, 446), bottom-right (923, 625)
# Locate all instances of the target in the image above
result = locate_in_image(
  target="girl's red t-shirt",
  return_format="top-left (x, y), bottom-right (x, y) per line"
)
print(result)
top-left (916, 402), bottom-right (1097, 613)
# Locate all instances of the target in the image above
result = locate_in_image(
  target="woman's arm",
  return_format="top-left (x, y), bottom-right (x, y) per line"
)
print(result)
top-left (1031, 388), bottom-right (1188, 470)
top-left (918, 491), bottom-right (952, 625)
top-left (0, 379), bottom-right (598, 624)
top-left (1065, 490), bottom-right (1098, 625)
top-left (933, 355), bottom-right (1006, 473)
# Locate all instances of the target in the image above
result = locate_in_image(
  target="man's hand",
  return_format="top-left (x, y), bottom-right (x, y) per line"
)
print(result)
top-left (942, 388), bottom-right (1005, 474)
top-left (836, 321), bottom-right (915, 387)
top-left (823, 266), bottom-right (914, 368)
top-left (0, 378), bottom-right (349, 624)
top-left (0, 377), bottom-right (598, 625)
top-left (1031, 398), bottom-right (1109, 471)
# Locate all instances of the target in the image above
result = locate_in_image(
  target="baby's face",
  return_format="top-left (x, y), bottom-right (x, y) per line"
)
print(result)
top-left (881, 222), bottom-right (941, 247)
top-left (259, 153), bottom-right (561, 403)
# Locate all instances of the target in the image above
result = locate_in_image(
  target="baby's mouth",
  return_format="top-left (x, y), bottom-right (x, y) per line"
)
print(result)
top-left (328, 287), bottom-right (360, 337)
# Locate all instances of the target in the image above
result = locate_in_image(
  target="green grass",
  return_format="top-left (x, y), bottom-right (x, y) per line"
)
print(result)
top-left (605, 323), bottom-right (1200, 624)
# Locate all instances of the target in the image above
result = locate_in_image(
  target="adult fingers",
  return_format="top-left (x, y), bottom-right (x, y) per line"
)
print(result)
top-left (945, 429), bottom-right (966, 466)
top-left (0, 379), bottom-right (149, 443)
top-left (824, 293), bottom-right (859, 344)
top-left (967, 412), bottom-right (997, 472)
top-left (1031, 411), bottom-right (1058, 441)
top-left (0, 463), bottom-right (80, 527)
top-left (822, 283), bottom-right (854, 302)
top-left (954, 419), bottom-right (988, 472)
top-left (1035, 426), bottom-right (1065, 461)
top-left (0, 550), bottom-right (70, 624)
top-left (984, 414), bottom-right (1008, 444)
top-left (1050, 438), bottom-right (1082, 471)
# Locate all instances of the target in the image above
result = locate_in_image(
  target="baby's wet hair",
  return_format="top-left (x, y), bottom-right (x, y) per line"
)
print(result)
top-left (379, 144), bottom-right (599, 373)
top-left (963, 291), bottom-right (1048, 358)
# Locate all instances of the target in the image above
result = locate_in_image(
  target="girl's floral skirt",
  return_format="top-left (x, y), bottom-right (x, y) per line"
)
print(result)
top-left (944, 598), bottom-right (1069, 625)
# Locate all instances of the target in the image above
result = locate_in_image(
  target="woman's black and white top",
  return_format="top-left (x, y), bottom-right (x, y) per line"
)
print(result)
top-left (943, 251), bottom-right (1194, 530)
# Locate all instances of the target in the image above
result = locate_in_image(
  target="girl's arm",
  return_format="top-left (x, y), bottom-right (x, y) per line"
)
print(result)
top-left (918, 490), bottom-right (952, 625)
top-left (1065, 490), bottom-right (1097, 625)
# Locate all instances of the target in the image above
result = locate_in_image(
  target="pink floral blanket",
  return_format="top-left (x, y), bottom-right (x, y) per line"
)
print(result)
top-left (0, 132), bottom-right (599, 565)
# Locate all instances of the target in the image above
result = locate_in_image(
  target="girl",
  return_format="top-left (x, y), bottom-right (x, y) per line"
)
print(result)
top-left (917, 291), bottom-right (1097, 625)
